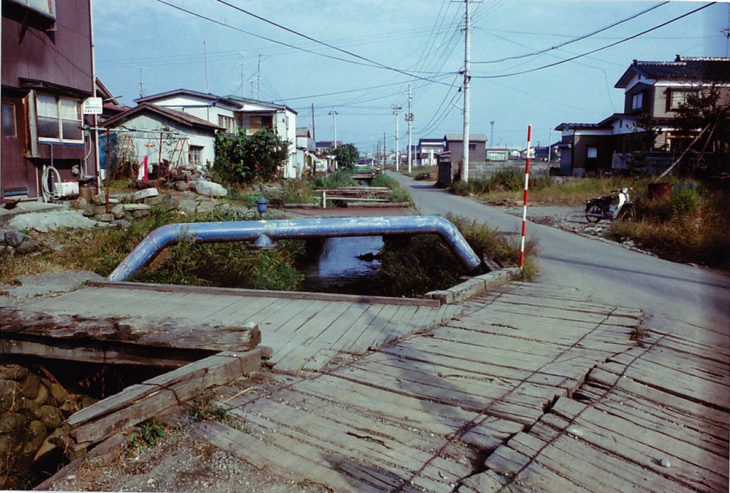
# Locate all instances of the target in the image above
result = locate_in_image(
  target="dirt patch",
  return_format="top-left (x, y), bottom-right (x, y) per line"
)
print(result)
top-left (39, 370), bottom-right (332, 493)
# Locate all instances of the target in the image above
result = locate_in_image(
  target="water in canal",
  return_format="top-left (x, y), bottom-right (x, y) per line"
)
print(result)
top-left (302, 236), bottom-right (383, 292)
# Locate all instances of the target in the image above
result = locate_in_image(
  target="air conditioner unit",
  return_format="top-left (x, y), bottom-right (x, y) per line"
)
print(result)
top-left (54, 181), bottom-right (79, 198)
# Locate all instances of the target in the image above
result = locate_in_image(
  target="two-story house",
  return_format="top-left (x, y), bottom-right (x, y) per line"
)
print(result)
top-left (135, 89), bottom-right (298, 178)
top-left (2, 0), bottom-right (99, 202)
top-left (557, 56), bottom-right (730, 176)
top-left (416, 138), bottom-right (443, 167)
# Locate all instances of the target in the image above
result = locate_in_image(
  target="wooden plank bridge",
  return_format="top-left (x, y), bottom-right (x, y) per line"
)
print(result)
top-left (5, 279), bottom-right (728, 492)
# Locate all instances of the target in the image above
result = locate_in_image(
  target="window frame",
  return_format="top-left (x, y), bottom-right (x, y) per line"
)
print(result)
top-left (36, 93), bottom-right (83, 144)
top-left (631, 92), bottom-right (643, 111)
top-left (2, 103), bottom-right (17, 137)
top-left (586, 146), bottom-right (598, 159)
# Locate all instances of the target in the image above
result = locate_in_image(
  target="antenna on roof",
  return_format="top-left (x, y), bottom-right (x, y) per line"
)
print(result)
top-left (138, 68), bottom-right (144, 98)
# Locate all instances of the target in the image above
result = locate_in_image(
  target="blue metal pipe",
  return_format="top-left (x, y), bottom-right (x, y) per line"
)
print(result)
top-left (107, 215), bottom-right (482, 281)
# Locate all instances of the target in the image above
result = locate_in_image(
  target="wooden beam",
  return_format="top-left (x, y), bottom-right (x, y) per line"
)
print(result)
top-left (0, 306), bottom-right (261, 352)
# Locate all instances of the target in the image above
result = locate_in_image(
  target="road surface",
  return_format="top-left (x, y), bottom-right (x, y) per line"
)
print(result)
top-left (389, 172), bottom-right (730, 342)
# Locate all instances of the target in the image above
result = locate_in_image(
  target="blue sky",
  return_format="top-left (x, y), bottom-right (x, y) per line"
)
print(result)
top-left (93, 1), bottom-right (728, 152)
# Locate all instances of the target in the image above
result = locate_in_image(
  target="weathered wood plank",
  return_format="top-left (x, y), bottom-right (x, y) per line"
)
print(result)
top-left (587, 366), bottom-right (730, 429)
top-left (546, 397), bottom-right (728, 492)
top-left (194, 420), bottom-right (395, 492)
top-left (294, 374), bottom-right (476, 435)
top-left (0, 337), bottom-right (199, 368)
top-left (0, 306), bottom-right (260, 353)
top-left (510, 426), bottom-right (686, 493)
top-left (92, 280), bottom-right (440, 307)
top-left (599, 359), bottom-right (730, 410)
top-left (66, 350), bottom-right (261, 446)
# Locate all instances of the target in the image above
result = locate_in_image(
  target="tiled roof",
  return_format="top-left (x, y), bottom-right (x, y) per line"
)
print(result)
top-left (101, 103), bottom-right (224, 131)
top-left (444, 133), bottom-right (488, 141)
top-left (615, 56), bottom-right (730, 88)
top-left (555, 122), bottom-right (612, 131)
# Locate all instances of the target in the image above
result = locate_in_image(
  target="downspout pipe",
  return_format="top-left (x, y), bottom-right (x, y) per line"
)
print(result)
top-left (107, 215), bottom-right (482, 282)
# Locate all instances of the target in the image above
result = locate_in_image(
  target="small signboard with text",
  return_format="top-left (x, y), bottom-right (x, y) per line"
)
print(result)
top-left (82, 97), bottom-right (103, 115)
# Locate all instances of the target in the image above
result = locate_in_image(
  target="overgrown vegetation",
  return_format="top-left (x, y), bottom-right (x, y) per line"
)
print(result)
top-left (375, 214), bottom-right (535, 297)
top-left (607, 182), bottom-right (729, 270)
top-left (330, 143), bottom-right (360, 169)
top-left (312, 170), bottom-right (358, 188)
top-left (370, 173), bottom-right (414, 205)
top-left (451, 169), bottom-right (552, 199)
top-left (211, 128), bottom-right (289, 185)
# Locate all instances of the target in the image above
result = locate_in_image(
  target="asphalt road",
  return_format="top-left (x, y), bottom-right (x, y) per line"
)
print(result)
top-left (388, 172), bottom-right (730, 341)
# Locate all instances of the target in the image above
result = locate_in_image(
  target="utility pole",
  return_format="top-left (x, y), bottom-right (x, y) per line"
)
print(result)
top-left (392, 104), bottom-right (402, 171)
top-left (406, 84), bottom-right (414, 173)
top-left (490, 120), bottom-right (495, 147)
top-left (203, 40), bottom-right (209, 93)
top-left (328, 107), bottom-right (338, 149)
top-left (311, 103), bottom-right (316, 141)
top-left (138, 68), bottom-right (144, 98)
top-left (383, 132), bottom-right (387, 168)
top-left (256, 55), bottom-right (262, 99)
top-left (462, 0), bottom-right (471, 183)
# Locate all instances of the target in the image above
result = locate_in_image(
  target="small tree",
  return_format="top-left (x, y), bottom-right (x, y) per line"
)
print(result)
top-left (212, 128), bottom-right (289, 184)
top-left (670, 85), bottom-right (730, 176)
top-left (332, 143), bottom-right (359, 169)
top-left (625, 112), bottom-right (661, 170)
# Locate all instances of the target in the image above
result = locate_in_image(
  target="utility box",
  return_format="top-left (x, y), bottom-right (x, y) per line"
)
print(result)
top-left (54, 181), bottom-right (79, 198)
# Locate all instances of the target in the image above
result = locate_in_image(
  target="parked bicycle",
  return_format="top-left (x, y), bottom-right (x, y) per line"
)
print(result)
top-left (585, 187), bottom-right (637, 223)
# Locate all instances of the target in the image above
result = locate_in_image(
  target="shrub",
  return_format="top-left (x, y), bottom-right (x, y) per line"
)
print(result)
top-left (450, 180), bottom-right (470, 196)
top-left (313, 170), bottom-right (357, 188)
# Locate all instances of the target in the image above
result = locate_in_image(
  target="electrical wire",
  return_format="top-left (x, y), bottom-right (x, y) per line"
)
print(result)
top-left (473, 1), bottom-right (669, 64)
top-left (472, 2), bottom-right (715, 79)
top-left (212, 0), bottom-right (454, 86)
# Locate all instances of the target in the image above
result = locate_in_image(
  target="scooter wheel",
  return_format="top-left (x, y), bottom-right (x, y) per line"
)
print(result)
top-left (618, 204), bottom-right (637, 221)
top-left (586, 204), bottom-right (602, 223)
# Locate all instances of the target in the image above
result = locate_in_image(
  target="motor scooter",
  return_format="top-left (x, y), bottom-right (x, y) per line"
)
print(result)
top-left (585, 187), bottom-right (636, 223)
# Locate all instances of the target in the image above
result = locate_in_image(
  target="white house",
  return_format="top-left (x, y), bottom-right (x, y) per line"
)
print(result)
top-left (100, 103), bottom-right (224, 177)
top-left (136, 89), bottom-right (299, 178)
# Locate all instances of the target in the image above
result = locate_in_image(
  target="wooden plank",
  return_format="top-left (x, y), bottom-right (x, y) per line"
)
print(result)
top-left (546, 397), bottom-right (728, 492)
top-left (576, 384), bottom-right (729, 458)
top-left (509, 426), bottom-right (685, 493)
top-left (294, 374), bottom-right (475, 435)
top-left (0, 337), bottom-right (199, 368)
top-left (92, 280), bottom-right (440, 307)
top-left (347, 352), bottom-right (563, 405)
top-left (485, 443), bottom-right (590, 493)
top-left (610, 346), bottom-right (730, 385)
top-left (0, 306), bottom-right (260, 353)
top-left (67, 349), bottom-right (261, 445)
top-left (346, 304), bottom-right (402, 354)
top-left (272, 301), bottom-right (353, 370)
top-left (231, 398), bottom-right (470, 480)
top-left (587, 366), bottom-right (730, 429)
top-left (194, 420), bottom-right (395, 492)
top-left (599, 358), bottom-right (729, 410)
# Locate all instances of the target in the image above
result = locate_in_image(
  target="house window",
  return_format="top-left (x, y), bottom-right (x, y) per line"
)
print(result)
top-left (586, 146), bottom-right (598, 159)
top-left (189, 145), bottom-right (203, 168)
top-left (667, 89), bottom-right (696, 111)
top-left (218, 115), bottom-right (236, 134)
top-left (37, 94), bottom-right (82, 142)
top-left (469, 143), bottom-right (476, 150)
top-left (2, 103), bottom-right (16, 137)
top-left (631, 92), bottom-right (643, 111)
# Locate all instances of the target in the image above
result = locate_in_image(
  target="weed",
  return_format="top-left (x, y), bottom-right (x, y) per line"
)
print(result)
top-left (313, 170), bottom-right (357, 188)
top-left (127, 421), bottom-right (166, 451)
top-left (188, 393), bottom-right (236, 427)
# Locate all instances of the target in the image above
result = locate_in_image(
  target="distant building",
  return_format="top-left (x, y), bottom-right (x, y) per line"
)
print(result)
top-left (437, 133), bottom-right (488, 186)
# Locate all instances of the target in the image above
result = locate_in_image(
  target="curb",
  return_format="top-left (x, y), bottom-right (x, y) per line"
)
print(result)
top-left (425, 267), bottom-right (521, 304)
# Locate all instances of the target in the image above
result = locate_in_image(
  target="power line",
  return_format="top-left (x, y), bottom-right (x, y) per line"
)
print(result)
top-left (473, 1), bottom-right (668, 64)
top-left (155, 0), bottom-right (390, 71)
top-left (472, 2), bottom-right (715, 79)
top-left (213, 0), bottom-right (454, 86)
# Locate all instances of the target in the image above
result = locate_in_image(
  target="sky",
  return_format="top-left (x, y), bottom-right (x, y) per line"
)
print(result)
top-left (93, 0), bottom-right (729, 153)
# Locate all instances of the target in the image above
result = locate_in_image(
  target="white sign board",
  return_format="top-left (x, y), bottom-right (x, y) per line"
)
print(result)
top-left (82, 97), bottom-right (103, 115)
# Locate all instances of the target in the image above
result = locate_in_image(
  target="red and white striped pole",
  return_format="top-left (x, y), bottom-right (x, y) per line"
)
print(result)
top-left (520, 125), bottom-right (532, 270)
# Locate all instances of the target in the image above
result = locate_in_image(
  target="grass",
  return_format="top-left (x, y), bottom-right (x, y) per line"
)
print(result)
top-left (370, 173), bottom-right (414, 205)
top-left (400, 165), bottom-right (437, 181)
top-left (451, 171), bottom-right (729, 271)
top-left (607, 185), bottom-right (729, 270)
top-left (375, 214), bottom-right (538, 297)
